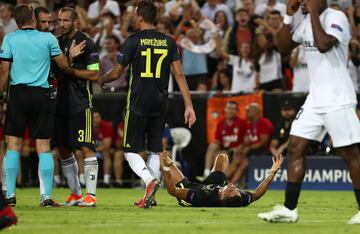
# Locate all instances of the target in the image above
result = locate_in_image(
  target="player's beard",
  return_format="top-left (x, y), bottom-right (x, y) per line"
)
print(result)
top-left (61, 24), bottom-right (74, 36)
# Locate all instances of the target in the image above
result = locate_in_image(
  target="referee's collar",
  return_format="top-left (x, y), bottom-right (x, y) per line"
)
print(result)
top-left (20, 28), bottom-right (36, 30)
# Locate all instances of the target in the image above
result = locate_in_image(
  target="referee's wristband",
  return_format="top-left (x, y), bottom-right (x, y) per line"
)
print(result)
top-left (283, 14), bottom-right (293, 25)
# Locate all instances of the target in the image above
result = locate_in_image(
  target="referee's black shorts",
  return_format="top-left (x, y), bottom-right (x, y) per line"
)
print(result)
top-left (52, 108), bottom-right (96, 152)
top-left (4, 84), bottom-right (54, 139)
top-left (122, 109), bottom-right (165, 153)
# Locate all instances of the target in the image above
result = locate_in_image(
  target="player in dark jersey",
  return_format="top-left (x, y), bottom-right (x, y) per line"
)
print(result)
top-left (53, 7), bottom-right (100, 207)
top-left (98, 0), bottom-right (196, 208)
top-left (160, 151), bottom-right (283, 207)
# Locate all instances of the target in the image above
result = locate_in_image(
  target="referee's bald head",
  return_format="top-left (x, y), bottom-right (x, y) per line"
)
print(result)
top-left (14, 4), bottom-right (34, 27)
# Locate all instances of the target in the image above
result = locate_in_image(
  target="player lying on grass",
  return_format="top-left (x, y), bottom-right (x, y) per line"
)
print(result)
top-left (160, 152), bottom-right (283, 207)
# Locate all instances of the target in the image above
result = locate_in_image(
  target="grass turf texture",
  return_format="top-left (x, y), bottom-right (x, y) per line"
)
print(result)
top-left (4, 188), bottom-right (360, 234)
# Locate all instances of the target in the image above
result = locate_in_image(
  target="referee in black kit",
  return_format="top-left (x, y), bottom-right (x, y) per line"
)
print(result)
top-left (99, 0), bottom-right (196, 208)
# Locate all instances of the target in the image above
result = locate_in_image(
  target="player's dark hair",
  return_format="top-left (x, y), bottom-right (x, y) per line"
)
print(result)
top-left (235, 8), bottom-right (248, 15)
top-left (137, 0), bottom-right (157, 25)
top-left (269, 10), bottom-right (281, 17)
top-left (59, 6), bottom-right (78, 20)
top-left (106, 35), bottom-right (120, 45)
top-left (34, 7), bottom-right (50, 20)
top-left (14, 4), bottom-right (34, 27)
top-left (222, 195), bottom-right (242, 207)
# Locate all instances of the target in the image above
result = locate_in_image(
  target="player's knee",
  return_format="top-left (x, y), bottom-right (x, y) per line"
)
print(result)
top-left (216, 153), bottom-right (228, 162)
top-left (287, 140), bottom-right (306, 158)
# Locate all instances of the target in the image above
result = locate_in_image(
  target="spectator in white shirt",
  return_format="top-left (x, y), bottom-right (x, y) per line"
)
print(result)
top-left (201, 0), bottom-right (234, 26)
top-left (0, 4), bottom-right (17, 34)
top-left (229, 43), bottom-right (258, 93)
top-left (87, 0), bottom-right (120, 25)
top-left (255, 33), bottom-right (283, 92)
top-left (255, 0), bottom-right (286, 17)
top-left (289, 45), bottom-right (310, 93)
top-left (93, 11), bottom-right (124, 57)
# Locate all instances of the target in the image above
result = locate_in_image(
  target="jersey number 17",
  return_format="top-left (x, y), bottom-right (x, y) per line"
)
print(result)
top-left (141, 48), bottom-right (168, 78)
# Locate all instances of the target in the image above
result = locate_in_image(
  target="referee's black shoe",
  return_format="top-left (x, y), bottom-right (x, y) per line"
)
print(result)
top-left (6, 197), bottom-right (16, 207)
top-left (40, 198), bottom-right (60, 208)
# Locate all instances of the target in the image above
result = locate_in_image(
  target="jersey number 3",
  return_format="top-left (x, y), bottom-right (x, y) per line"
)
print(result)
top-left (141, 48), bottom-right (168, 78)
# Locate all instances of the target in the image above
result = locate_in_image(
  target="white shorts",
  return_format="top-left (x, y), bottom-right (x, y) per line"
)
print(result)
top-left (290, 106), bottom-right (360, 147)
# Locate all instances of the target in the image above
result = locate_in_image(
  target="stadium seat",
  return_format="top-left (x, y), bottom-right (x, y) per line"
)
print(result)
top-left (170, 128), bottom-right (192, 169)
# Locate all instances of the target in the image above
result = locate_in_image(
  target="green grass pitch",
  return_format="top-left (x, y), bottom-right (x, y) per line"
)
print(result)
top-left (4, 188), bottom-right (360, 234)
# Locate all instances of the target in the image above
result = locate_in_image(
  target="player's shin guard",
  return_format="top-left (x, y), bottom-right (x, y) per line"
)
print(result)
top-left (39, 152), bottom-right (54, 199)
top-left (125, 152), bottom-right (154, 186)
top-left (4, 151), bottom-right (20, 198)
top-left (61, 155), bottom-right (81, 196)
top-left (84, 157), bottom-right (98, 196)
top-left (146, 153), bottom-right (161, 180)
top-left (284, 182), bottom-right (302, 210)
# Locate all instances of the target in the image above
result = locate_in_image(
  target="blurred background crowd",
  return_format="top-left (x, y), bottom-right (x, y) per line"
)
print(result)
top-left (1, 0), bottom-right (360, 189)
top-left (2, 0), bottom-right (360, 94)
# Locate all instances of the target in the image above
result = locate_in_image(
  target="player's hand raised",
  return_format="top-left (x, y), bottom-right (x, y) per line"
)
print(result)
top-left (69, 40), bottom-right (86, 59)
top-left (270, 154), bottom-right (284, 174)
top-left (286, 0), bottom-right (300, 16)
top-left (184, 106), bottom-right (196, 128)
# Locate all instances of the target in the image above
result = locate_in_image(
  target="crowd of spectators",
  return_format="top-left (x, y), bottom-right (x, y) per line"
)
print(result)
top-left (1, 0), bottom-right (358, 94)
top-left (1, 0), bottom-right (360, 187)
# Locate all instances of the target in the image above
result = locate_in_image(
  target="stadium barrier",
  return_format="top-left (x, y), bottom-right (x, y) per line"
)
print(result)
top-left (248, 156), bottom-right (352, 191)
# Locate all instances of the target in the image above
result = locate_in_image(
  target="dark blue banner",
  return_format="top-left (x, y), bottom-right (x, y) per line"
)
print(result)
top-left (247, 156), bottom-right (352, 190)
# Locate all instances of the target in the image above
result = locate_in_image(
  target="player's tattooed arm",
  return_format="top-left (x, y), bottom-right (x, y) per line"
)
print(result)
top-left (251, 154), bottom-right (284, 202)
top-left (160, 151), bottom-right (189, 200)
top-left (162, 169), bottom-right (189, 200)
top-left (308, 1), bottom-right (337, 53)
top-left (98, 64), bottom-right (125, 87)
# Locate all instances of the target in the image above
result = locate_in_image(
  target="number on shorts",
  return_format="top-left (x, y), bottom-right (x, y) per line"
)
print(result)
top-left (295, 108), bottom-right (304, 120)
top-left (78, 130), bottom-right (85, 142)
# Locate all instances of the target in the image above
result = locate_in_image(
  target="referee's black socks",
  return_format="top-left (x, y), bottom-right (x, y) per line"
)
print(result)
top-left (284, 182), bottom-right (302, 210)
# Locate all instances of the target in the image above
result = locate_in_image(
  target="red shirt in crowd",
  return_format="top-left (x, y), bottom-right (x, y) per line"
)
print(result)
top-left (215, 117), bottom-right (246, 149)
top-left (94, 120), bottom-right (114, 146)
top-left (236, 27), bottom-right (252, 52)
top-left (245, 117), bottom-right (274, 150)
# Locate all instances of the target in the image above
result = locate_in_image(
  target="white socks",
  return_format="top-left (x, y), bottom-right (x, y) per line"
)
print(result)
top-left (60, 155), bottom-right (81, 196)
top-left (79, 173), bottom-right (85, 185)
top-left (125, 152), bottom-right (154, 186)
top-left (104, 174), bottom-right (111, 184)
top-left (147, 153), bottom-right (161, 180)
top-left (54, 175), bottom-right (61, 185)
top-left (204, 169), bottom-right (210, 177)
top-left (84, 157), bottom-right (98, 196)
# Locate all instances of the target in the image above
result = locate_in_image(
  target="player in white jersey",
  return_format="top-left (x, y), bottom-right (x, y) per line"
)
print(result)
top-left (257, 0), bottom-right (360, 224)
